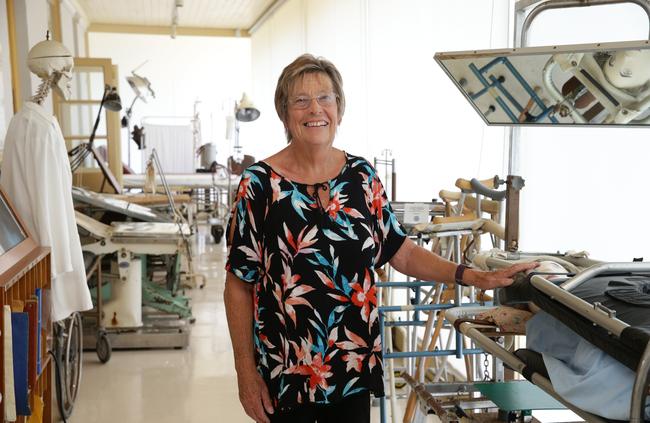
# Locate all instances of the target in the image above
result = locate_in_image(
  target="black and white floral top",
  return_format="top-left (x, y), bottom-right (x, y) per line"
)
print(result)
top-left (226, 153), bottom-right (406, 410)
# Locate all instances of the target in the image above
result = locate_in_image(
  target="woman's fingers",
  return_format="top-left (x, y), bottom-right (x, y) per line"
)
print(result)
top-left (247, 391), bottom-right (271, 423)
top-left (239, 374), bottom-right (272, 423)
top-left (487, 262), bottom-right (539, 288)
top-left (260, 379), bottom-right (275, 415)
top-left (502, 261), bottom-right (539, 277)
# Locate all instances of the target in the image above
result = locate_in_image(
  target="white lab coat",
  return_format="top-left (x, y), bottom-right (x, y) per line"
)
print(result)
top-left (1, 102), bottom-right (92, 322)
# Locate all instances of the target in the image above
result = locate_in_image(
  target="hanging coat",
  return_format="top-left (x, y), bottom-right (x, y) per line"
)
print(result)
top-left (1, 101), bottom-right (93, 322)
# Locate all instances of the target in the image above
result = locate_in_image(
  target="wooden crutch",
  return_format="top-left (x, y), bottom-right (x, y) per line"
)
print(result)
top-left (402, 288), bottom-right (452, 423)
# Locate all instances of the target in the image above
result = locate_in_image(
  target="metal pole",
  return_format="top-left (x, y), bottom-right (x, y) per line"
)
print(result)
top-left (510, 0), bottom-right (650, 174)
top-left (454, 235), bottom-right (463, 358)
top-left (630, 340), bottom-right (650, 422)
top-left (520, 0), bottom-right (650, 47)
top-left (125, 96), bottom-right (138, 168)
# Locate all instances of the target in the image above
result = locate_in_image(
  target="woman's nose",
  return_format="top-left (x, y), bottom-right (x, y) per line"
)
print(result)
top-left (307, 97), bottom-right (323, 113)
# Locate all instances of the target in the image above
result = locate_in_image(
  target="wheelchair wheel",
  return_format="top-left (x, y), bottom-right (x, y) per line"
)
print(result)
top-left (96, 330), bottom-right (112, 364)
top-left (55, 312), bottom-right (83, 419)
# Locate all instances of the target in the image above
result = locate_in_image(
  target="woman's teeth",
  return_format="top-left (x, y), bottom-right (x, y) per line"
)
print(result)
top-left (305, 121), bottom-right (328, 127)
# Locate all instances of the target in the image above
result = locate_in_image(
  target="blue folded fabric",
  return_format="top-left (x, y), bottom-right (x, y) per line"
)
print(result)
top-left (527, 311), bottom-right (650, 420)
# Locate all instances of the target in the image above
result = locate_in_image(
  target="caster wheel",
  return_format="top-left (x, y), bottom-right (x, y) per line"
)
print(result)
top-left (96, 331), bottom-right (112, 364)
top-left (211, 225), bottom-right (224, 244)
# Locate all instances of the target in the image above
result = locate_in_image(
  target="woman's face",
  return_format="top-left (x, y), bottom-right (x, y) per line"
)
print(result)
top-left (286, 72), bottom-right (339, 148)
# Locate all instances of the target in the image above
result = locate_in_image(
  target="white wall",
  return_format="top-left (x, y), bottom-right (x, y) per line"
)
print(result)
top-left (60, 0), bottom-right (76, 54)
top-left (89, 33), bottom-right (251, 171)
top-left (250, 0), bottom-right (511, 203)
top-left (251, 0), bottom-right (650, 260)
top-left (13, 0), bottom-right (51, 113)
top-left (0, 0), bottom-right (87, 135)
top-left (57, 0), bottom-right (89, 58)
top-left (517, 3), bottom-right (650, 260)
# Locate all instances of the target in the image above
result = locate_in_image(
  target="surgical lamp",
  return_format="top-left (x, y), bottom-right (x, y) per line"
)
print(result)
top-left (68, 85), bottom-right (123, 193)
top-left (121, 70), bottom-right (155, 166)
top-left (232, 93), bottom-right (260, 163)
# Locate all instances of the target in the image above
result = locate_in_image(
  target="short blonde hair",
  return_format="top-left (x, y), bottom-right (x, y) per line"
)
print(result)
top-left (274, 54), bottom-right (346, 142)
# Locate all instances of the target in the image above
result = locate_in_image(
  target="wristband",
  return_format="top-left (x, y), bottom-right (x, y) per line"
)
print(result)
top-left (455, 264), bottom-right (469, 286)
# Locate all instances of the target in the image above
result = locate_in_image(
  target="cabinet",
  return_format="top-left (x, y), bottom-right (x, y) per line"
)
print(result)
top-left (0, 189), bottom-right (52, 422)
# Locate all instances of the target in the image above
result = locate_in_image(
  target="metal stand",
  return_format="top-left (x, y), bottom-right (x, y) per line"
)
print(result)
top-left (374, 149), bottom-right (397, 201)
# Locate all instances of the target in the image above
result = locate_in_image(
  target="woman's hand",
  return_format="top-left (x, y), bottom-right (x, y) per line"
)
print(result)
top-left (237, 366), bottom-right (274, 423)
top-left (466, 262), bottom-right (539, 290)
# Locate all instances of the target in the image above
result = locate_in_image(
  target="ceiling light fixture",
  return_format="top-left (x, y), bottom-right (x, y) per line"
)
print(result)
top-left (171, 0), bottom-right (183, 39)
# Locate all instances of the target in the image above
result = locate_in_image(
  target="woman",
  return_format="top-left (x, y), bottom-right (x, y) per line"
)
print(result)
top-left (224, 54), bottom-right (536, 423)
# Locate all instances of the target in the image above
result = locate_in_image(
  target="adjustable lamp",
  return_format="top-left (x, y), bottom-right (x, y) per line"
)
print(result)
top-left (122, 71), bottom-right (155, 166)
top-left (235, 93), bottom-right (260, 122)
top-left (232, 93), bottom-right (260, 163)
top-left (68, 85), bottom-right (123, 193)
top-left (103, 88), bottom-right (122, 112)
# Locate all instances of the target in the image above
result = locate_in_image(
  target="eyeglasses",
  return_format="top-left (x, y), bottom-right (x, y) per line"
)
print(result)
top-left (288, 92), bottom-right (337, 110)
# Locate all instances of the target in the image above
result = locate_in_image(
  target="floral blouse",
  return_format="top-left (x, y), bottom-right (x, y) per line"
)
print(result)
top-left (226, 153), bottom-right (406, 410)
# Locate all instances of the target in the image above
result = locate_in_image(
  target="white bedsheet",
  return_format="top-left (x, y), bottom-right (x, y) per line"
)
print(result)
top-left (142, 123), bottom-right (194, 173)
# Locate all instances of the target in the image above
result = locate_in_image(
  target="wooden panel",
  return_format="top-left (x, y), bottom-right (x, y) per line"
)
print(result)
top-left (6, 0), bottom-right (20, 113)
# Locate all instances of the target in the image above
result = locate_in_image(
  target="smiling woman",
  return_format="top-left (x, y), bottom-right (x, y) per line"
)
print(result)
top-left (223, 53), bottom-right (535, 423)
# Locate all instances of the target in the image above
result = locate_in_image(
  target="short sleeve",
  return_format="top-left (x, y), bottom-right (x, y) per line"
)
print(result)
top-left (372, 173), bottom-right (407, 268)
top-left (226, 167), bottom-right (268, 283)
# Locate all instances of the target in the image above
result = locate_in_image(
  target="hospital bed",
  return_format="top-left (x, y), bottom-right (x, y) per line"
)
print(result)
top-left (72, 186), bottom-right (173, 223)
top-left (73, 185), bottom-right (205, 287)
top-left (75, 210), bottom-right (194, 353)
top-left (122, 171), bottom-right (239, 243)
top-left (122, 172), bottom-right (239, 191)
top-left (445, 253), bottom-right (650, 422)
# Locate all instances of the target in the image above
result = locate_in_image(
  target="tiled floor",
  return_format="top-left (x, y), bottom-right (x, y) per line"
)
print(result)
top-left (67, 230), bottom-right (402, 423)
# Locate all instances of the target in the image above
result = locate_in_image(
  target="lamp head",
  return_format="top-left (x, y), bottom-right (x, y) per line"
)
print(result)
top-left (27, 38), bottom-right (74, 100)
top-left (235, 92), bottom-right (260, 122)
top-left (104, 86), bottom-right (122, 112)
top-left (127, 72), bottom-right (155, 103)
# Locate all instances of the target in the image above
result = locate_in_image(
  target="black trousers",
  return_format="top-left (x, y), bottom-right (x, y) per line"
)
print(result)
top-left (268, 391), bottom-right (370, 423)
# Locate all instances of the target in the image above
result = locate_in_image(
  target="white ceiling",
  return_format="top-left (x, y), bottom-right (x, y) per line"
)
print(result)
top-left (76, 0), bottom-right (276, 30)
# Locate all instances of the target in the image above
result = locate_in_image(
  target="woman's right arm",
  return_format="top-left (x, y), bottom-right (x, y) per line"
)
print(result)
top-left (224, 272), bottom-right (274, 423)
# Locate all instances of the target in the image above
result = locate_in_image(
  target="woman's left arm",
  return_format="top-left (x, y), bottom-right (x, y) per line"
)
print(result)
top-left (388, 238), bottom-right (537, 290)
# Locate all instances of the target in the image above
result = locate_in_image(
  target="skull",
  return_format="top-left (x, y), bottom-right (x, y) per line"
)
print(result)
top-left (27, 39), bottom-right (74, 100)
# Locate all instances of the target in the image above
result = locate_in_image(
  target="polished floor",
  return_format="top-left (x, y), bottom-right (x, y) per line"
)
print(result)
top-left (67, 230), bottom-right (397, 423)
top-left (70, 231), bottom-right (249, 422)
top-left (65, 230), bottom-right (574, 423)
